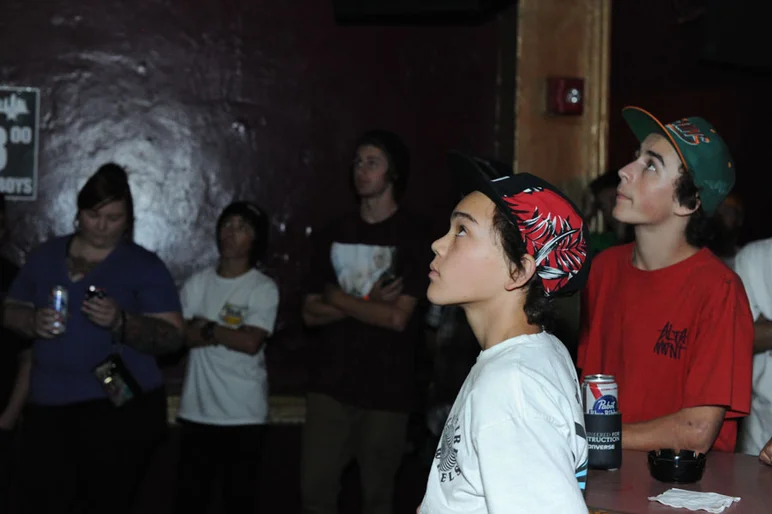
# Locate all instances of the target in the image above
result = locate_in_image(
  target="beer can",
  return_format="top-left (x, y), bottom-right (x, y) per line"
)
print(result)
top-left (49, 285), bottom-right (68, 335)
top-left (582, 374), bottom-right (618, 415)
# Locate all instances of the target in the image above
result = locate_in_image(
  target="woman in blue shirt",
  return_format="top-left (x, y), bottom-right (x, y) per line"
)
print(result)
top-left (2, 163), bottom-right (183, 514)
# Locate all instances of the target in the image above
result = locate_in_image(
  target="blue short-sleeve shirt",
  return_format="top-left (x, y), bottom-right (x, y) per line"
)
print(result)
top-left (8, 235), bottom-right (182, 405)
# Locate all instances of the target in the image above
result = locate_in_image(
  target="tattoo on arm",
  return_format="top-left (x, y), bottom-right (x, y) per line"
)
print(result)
top-left (119, 313), bottom-right (184, 355)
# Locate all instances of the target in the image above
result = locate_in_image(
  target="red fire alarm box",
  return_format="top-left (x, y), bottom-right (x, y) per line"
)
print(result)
top-left (547, 77), bottom-right (585, 115)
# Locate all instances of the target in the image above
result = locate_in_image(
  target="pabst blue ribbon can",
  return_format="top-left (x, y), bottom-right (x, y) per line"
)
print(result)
top-left (582, 374), bottom-right (618, 415)
top-left (49, 285), bottom-right (68, 335)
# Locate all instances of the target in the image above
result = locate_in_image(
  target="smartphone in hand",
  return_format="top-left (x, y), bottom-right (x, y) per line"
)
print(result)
top-left (85, 285), bottom-right (107, 300)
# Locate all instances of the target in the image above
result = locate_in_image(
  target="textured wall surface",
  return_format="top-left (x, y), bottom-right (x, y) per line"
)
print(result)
top-left (514, 0), bottom-right (610, 201)
top-left (0, 0), bottom-right (501, 392)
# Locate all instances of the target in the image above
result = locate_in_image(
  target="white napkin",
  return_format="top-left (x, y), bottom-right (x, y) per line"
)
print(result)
top-left (648, 488), bottom-right (741, 513)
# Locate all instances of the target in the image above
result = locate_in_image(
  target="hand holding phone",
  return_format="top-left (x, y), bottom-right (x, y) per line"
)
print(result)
top-left (85, 285), bottom-right (107, 300)
top-left (380, 272), bottom-right (398, 288)
top-left (82, 286), bottom-right (121, 329)
top-left (369, 273), bottom-right (404, 302)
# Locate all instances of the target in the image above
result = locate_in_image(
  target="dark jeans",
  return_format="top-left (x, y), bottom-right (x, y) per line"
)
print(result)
top-left (0, 427), bottom-right (18, 514)
top-left (19, 388), bottom-right (167, 514)
top-left (301, 393), bottom-right (409, 514)
top-left (173, 420), bottom-right (266, 514)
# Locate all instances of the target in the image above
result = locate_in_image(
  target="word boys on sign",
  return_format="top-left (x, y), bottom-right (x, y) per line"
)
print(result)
top-left (0, 86), bottom-right (40, 200)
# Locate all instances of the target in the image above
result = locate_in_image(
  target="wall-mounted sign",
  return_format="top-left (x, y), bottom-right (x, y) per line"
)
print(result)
top-left (0, 86), bottom-right (40, 200)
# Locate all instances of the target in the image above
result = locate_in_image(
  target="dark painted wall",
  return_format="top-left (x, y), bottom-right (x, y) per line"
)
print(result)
top-left (609, 1), bottom-right (772, 244)
top-left (0, 0), bottom-right (501, 392)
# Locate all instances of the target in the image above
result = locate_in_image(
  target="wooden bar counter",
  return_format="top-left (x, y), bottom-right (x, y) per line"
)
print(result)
top-left (585, 450), bottom-right (772, 513)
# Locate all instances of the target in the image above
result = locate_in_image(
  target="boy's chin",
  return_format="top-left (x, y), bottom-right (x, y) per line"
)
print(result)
top-left (611, 206), bottom-right (638, 225)
top-left (427, 284), bottom-right (455, 306)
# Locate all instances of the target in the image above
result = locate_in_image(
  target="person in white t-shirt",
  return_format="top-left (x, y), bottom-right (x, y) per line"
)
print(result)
top-left (417, 152), bottom-right (591, 514)
top-left (173, 201), bottom-right (279, 514)
top-left (733, 237), bottom-right (772, 460)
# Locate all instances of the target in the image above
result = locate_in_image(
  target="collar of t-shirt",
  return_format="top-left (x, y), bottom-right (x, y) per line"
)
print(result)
top-left (622, 246), bottom-right (713, 282)
top-left (477, 332), bottom-right (548, 363)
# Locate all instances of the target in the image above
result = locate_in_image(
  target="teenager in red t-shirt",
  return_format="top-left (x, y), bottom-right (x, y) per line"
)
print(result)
top-left (578, 107), bottom-right (753, 453)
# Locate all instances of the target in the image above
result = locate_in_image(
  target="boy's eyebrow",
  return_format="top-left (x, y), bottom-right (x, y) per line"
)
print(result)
top-left (451, 211), bottom-right (478, 224)
top-left (643, 148), bottom-right (666, 168)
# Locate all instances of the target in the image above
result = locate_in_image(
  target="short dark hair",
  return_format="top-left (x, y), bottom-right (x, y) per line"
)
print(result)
top-left (216, 202), bottom-right (269, 266)
top-left (354, 130), bottom-right (410, 200)
top-left (674, 166), bottom-right (717, 249)
top-left (77, 163), bottom-right (135, 239)
top-left (492, 207), bottom-right (556, 332)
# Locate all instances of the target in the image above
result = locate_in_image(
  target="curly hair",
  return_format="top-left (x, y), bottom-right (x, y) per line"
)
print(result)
top-left (673, 165), bottom-right (717, 249)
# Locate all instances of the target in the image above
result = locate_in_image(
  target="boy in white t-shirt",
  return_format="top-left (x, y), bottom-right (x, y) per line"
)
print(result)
top-left (173, 201), bottom-right (279, 514)
top-left (732, 237), bottom-right (772, 461)
top-left (418, 153), bottom-right (591, 514)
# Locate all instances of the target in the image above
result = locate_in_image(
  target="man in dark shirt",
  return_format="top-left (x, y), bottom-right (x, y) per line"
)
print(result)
top-left (0, 193), bottom-right (31, 514)
top-left (300, 131), bottom-right (430, 514)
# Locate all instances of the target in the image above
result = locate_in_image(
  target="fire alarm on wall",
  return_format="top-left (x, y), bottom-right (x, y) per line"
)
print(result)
top-left (547, 77), bottom-right (585, 115)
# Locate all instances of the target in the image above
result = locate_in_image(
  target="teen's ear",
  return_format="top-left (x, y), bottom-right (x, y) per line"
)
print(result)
top-left (505, 253), bottom-right (537, 292)
top-left (674, 193), bottom-right (700, 217)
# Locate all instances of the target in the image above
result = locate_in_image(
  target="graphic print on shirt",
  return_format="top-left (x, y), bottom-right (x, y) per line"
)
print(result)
top-left (652, 321), bottom-right (688, 360)
top-left (219, 303), bottom-right (247, 328)
top-left (330, 243), bottom-right (396, 298)
top-left (574, 422), bottom-right (588, 492)
top-left (435, 414), bottom-right (462, 483)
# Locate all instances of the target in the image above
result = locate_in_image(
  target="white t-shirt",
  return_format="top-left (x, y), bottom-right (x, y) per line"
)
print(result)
top-left (420, 332), bottom-right (589, 514)
top-left (177, 266), bottom-right (279, 425)
top-left (733, 239), bottom-right (772, 455)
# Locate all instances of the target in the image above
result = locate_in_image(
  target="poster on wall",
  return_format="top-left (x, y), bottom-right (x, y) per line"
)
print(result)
top-left (0, 86), bottom-right (39, 201)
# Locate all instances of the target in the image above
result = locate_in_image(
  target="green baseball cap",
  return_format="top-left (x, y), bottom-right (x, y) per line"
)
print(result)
top-left (622, 106), bottom-right (735, 215)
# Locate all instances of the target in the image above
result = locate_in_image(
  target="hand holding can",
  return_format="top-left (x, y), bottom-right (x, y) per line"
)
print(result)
top-left (35, 307), bottom-right (63, 338)
top-left (46, 285), bottom-right (69, 336)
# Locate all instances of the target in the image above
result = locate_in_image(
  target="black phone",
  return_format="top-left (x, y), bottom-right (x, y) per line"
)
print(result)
top-left (85, 285), bottom-right (106, 300)
top-left (380, 273), bottom-right (397, 287)
top-left (379, 247), bottom-right (400, 287)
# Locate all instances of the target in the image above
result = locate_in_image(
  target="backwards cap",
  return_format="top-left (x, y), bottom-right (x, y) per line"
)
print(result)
top-left (449, 151), bottom-right (591, 296)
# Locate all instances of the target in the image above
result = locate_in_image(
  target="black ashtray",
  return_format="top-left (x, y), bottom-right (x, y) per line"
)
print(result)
top-left (647, 449), bottom-right (706, 484)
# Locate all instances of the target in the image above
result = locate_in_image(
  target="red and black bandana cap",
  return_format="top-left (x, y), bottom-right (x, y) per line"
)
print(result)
top-left (449, 151), bottom-right (591, 297)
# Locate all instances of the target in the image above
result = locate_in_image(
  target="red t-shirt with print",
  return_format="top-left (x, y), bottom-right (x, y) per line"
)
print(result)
top-left (578, 244), bottom-right (753, 452)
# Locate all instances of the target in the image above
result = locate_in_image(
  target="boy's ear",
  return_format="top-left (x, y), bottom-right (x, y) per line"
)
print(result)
top-left (505, 253), bottom-right (537, 292)
top-left (674, 193), bottom-right (700, 217)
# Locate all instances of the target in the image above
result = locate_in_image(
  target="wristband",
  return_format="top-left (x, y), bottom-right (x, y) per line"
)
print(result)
top-left (200, 321), bottom-right (217, 342)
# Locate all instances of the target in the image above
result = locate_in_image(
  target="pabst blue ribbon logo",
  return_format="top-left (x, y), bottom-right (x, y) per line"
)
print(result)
top-left (592, 395), bottom-right (618, 415)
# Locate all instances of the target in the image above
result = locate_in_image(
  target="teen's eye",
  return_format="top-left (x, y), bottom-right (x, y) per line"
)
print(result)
top-left (455, 225), bottom-right (467, 237)
top-left (644, 159), bottom-right (657, 172)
